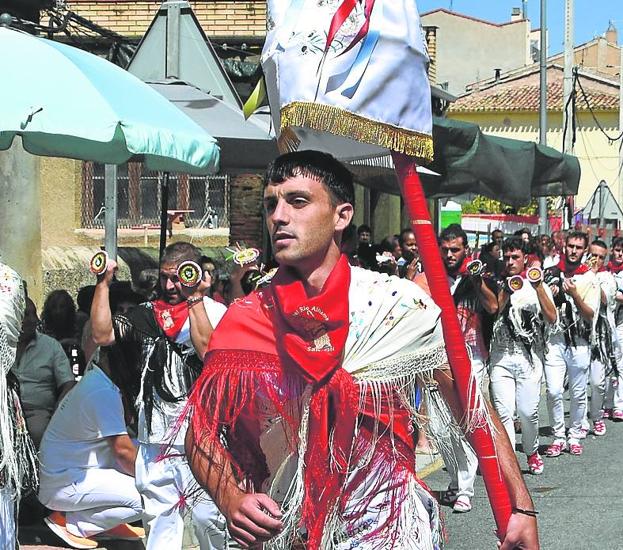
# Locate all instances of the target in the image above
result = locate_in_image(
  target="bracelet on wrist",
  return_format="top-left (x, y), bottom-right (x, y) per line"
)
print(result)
top-left (512, 507), bottom-right (538, 517)
top-left (186, 296), bottom-right (204, 308)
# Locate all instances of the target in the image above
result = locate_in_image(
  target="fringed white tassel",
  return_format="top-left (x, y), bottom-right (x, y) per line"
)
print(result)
top-left (266, 391), bottom-right (311, 550)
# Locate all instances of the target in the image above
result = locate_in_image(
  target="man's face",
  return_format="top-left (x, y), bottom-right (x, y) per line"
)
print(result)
top-left (589, 244), bottom-right (607, 272)
top-left (358, 231), bottom-right (371, 244)
top-left (264, 175), bottom-right (352, 270)
top-left (402, 232), bottom-right (418, 256)
top-left (20, 299), bottom-right (38, 344)
top-left (521, 232), bottom-right (531, 243)
top-left (159, 262), bottom-right (184, 305)
top-left (553, 231), bottom-right (564, 250)
top-left (503, 248), bottom-right (527, 276)
top-left (565, 237), bottom-right (587, 265)
top-left (538, 235), bottom-right (549, 253)
top-left (492, 231), bottom-right (503, 246)
top-left (440, 237), bottom-right (467, 272)
top-left (611, 245), bottom-right (623, 265)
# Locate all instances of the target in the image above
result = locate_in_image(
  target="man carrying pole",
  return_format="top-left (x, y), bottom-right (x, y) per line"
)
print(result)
top-left (185, 151), bottom-right (538, 549)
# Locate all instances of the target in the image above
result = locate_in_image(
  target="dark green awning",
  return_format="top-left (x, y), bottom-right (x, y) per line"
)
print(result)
top-left (349, 116), bottom-right (581, 208)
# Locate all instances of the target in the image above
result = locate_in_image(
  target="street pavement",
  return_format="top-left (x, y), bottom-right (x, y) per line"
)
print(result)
top-left (18, 391), bottom-right (623, 549)
top-left (422, 390), bottom-right (623, 550)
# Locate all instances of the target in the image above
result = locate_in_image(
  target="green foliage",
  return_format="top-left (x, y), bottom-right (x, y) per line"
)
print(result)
top-left (460, 195), bottom-right (556, 216)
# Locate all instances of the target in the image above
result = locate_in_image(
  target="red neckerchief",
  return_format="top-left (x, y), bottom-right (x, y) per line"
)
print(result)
top-left (151, 298), bottom-right (189, 340)
top-left (608, 261), bottom-right (623, 274)
top-left (557, 257), bottom-right (589, 277)
top-left (456, 256), bottom-right (472, 276)
top-left (270, 254), bottom-right (356, 547)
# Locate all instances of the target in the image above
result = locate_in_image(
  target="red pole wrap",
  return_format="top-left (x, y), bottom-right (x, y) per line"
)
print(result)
top-left (392, 151), bottom-right (512, 537)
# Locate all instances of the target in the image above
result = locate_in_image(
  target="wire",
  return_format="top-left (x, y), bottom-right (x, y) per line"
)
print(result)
top-left (575, 70), bottom-right (623, 144)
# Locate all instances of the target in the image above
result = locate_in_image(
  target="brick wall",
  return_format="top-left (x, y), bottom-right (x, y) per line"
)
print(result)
top-left (62, 1), bottom-right (267, 38)
top-left (229, 173), bottom-right (264, 248)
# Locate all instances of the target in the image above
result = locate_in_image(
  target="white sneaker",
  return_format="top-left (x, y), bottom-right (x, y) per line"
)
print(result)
top-left (453, 495), bottom-right (472, 513)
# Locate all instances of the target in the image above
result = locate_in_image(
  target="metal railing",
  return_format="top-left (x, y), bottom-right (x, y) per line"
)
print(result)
top-left (81, 161), bottom-right (229, 230)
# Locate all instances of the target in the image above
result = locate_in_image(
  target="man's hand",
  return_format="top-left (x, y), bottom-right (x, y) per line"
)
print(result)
top-left (97, 259), bottom-right (118, 286)
top-left (180, 268), bottom-right (212, 300)
top-left (222, 491), bottom-right (283, 548)
top-left (548, 284), bottom-right (559, 298)
top-left (562, 278), bottom-right (578, 298)
top-left (498, 512), bottom-right (539, 550)
top-left (405, 257), bottom-right (420, 281)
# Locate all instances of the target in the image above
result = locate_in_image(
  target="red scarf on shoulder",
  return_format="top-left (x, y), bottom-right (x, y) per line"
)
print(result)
top-left (152, 299), bottom-right (189, 340)
top-left (556, 257), bottom-right (589, 277)
top-left (608, 260), bottom-right (623, 274)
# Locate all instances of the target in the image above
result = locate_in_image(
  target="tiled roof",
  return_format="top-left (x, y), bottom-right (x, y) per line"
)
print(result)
top-left (450, 80), bottom-right (619, 113)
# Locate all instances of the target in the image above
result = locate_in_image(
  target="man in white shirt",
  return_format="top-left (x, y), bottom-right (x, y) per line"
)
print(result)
top-left (39, 346), bottom-right (144, 548)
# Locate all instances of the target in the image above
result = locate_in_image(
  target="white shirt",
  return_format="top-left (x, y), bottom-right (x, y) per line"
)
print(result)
top-left (38, 366), bottom-right (126, 496)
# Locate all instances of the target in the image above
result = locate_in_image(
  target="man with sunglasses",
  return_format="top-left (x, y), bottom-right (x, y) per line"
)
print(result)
top-left (543, 231), bottom-right (600, 457)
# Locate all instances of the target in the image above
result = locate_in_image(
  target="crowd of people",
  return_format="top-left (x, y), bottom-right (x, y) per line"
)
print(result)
top-left (11, 152), bottom-right (623, 548)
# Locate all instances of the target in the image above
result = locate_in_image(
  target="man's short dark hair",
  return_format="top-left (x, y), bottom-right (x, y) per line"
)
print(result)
top-left (501, 236), bottom-right (530, 255)
top-left (566, 231), bottom-right (589, 248)
top-left (491, 229), bottom-right (503, 236)
top-left (264, 150), bottom-right (355, 206)
top-left (398, 227), bottom-right (415, 247)
top-left (514, 227), bottom-right (531, 237)
top-left (357, 224), bottom-right (372, 235)
top-left (439, 224), bottom-right (468, 247)
top-left (612, 236), bottom-right (623, 249)
top-left (591, 239), bottom-right (608, 251)
top-left (160, 242), bottom-right (202, 267)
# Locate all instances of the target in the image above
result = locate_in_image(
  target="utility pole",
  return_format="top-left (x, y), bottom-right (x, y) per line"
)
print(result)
top-left (562, 0), bottom-right (575, 229)
top-left (538, 0), bottom-right (548, 234)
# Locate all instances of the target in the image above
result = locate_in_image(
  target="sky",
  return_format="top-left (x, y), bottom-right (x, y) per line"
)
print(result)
top-left (417, 0), bottom-right (623, 56)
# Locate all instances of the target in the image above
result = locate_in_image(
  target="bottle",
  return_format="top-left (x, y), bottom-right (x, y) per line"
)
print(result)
top-left (70, 346), bottom-right (82, 381)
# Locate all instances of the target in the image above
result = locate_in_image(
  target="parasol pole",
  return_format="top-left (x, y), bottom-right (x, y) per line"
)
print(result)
top-left (104, 164), bottom-right (118, 261)
top-left (159, 171), bottom-right (171, 262)
top-left (392, 151), bottom-right (512, 537)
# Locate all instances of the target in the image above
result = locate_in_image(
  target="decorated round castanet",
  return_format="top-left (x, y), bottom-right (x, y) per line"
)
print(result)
top-left (89, 251), bottom-right (109, 275)
top-left (233, 248), bottom-right (260, 267)
top-left (177, 261), bottom-right (202, 287)
top-left (466, 259), bottom-right (484, 277)
top-left (507, 275), bottom-right (524, 292)
top-left (526, 266), bottom-right (543, 284)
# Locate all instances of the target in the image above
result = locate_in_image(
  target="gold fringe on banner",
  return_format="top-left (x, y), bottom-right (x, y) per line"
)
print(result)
top-left (280, 102), bottom-right (434, 162)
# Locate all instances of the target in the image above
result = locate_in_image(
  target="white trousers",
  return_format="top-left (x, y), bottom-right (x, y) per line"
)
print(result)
top-left (605, 323), bottom-right (623, 411)
top-left (438, 358), bottom-right (484, 499)
top-left (136, 443), bottom-right (227, 550)
top-left (489, 352), bottom-right (542, 457)
top-left (0, 486), bottom-right (16, 550)
top-left (38, 468), bottom-right (142, 537)
top-left (588, 359), bottom-right (607, 422)
top-left (544, 334), bottom-right (590, 441)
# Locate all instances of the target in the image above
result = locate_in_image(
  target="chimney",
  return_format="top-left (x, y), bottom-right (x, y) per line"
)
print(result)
top-left (511, 7), bottom-right (522, 22)
top-left (494, 68), bottom-right (501, 81)
top-left (522, 0), bottom-right (528, 19)
top-left (606, 21), bottom-right (618, 45)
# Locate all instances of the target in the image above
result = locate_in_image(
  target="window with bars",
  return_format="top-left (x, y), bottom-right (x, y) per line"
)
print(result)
top-left (81, 161), bottom-right (229, 230)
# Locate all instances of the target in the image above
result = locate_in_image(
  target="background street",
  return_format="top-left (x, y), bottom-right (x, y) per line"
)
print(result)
top-left (423, 391), bottom-right (623, 549)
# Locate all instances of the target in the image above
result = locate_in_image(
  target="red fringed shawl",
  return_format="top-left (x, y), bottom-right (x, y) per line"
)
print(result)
top-left (186, 256), bottom-right (418, 547)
